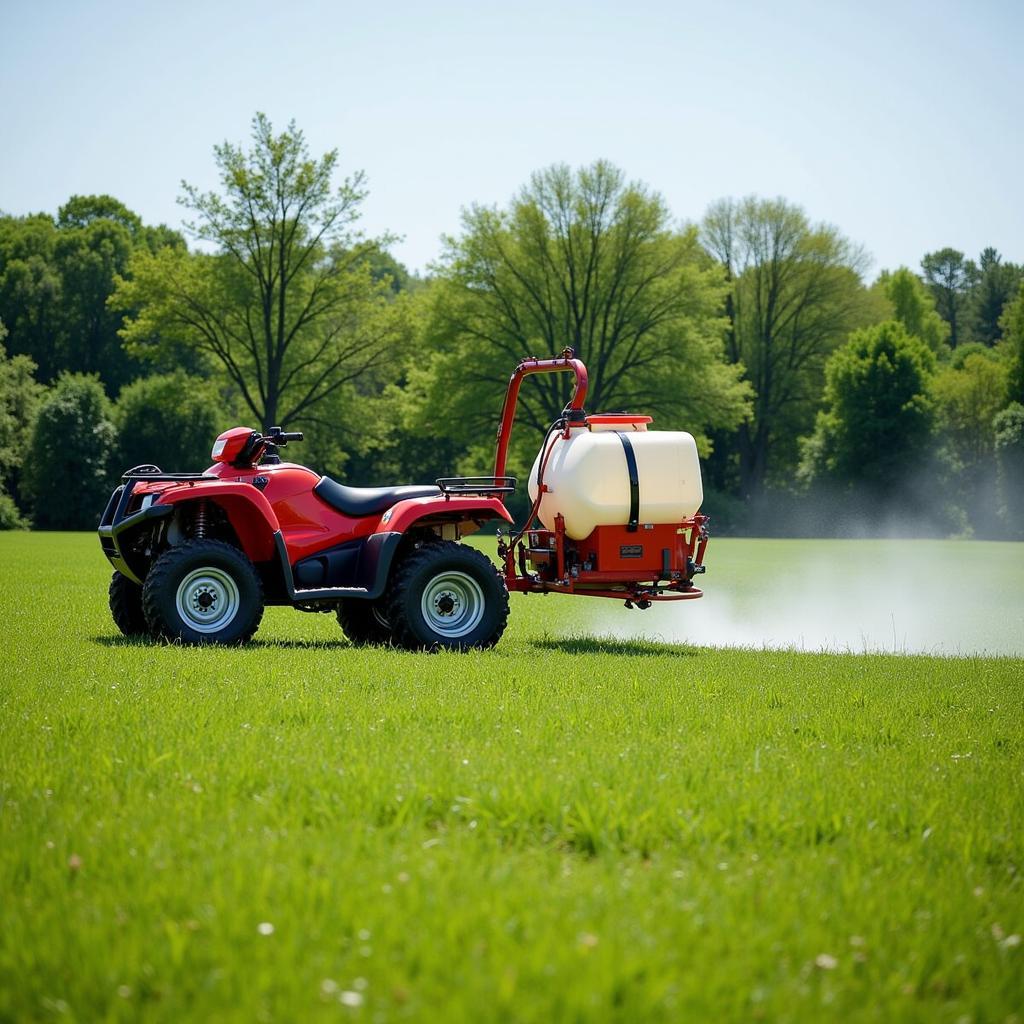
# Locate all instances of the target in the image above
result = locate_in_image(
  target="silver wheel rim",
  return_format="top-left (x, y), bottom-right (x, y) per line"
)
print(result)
top-left (175, 566), bottom-right (240, 634)
top-left (420, 570), bottom-right (485, 639)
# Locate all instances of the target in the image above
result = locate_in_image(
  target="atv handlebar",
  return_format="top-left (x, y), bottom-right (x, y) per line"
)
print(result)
top-left (265, 427), bottom-right (304, 445)
top-left (229, 427), bottom-right (304, 468)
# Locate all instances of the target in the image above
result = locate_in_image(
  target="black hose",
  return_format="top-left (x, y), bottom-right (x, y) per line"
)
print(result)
top-left (509, 415), bottom-right (566, 551)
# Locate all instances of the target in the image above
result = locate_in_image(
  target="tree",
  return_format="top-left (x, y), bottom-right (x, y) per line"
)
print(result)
top-left (113, 372), bottom-right (236, 472)
top-left (0, 198), bottom-right (184, 389)
top-left (921, 248), bottom-right (977, 348)
top-left (364, 249), bottom-right (416, 296)
top-left (0, 321), bottom-right (44, 528)
top-left (702, 196), bottom-right (872, 496)
top-left (994, 403), bottom-right (1024, 539)
top-left (877, 267), bottom-right (949, 353)
top-left (933, 348), bottom-right (1008, 447)
top-left (24, 374), bottom-right (117, 529)
top-left (799, 321), bottom-right (935, 496)
top-left (930, 350), bottom-right (1009, 533)
top-left (116, 114), bottom-right (411, 431)
top-left (1000, 280), bottom-right (1024, 403)
top-left (0, 483), bottom-right (22, 529)
top-left (0, 213), bottom-right (62, 381)
top-left (53, 198), bottom-right (142, 390)
top-left (57, 194), bottom-right (142, 235)
top-left (419, 161), bottom-right (750, 475)
top-left (969, 248), bottom-right (1021, 346)
top-left (0, 327), bottom-right (44, 516)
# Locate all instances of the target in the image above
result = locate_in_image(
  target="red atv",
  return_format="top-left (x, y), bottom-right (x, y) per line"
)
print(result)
top-left (98, 351), bottom-right (707, 649)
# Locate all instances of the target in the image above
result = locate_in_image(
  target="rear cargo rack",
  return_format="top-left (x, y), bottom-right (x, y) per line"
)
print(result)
top-left (436, 476), bottom-right (516, 496)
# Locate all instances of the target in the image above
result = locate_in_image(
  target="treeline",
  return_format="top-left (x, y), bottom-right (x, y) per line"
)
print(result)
top-left (1, 114), bottom-right (1022, 536)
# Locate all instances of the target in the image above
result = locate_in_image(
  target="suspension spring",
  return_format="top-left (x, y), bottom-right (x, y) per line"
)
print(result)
top-left (193, 499), bottom-right (209, 539)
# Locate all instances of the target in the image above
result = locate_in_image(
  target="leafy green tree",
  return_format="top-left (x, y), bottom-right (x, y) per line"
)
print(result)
top-left (57, 196), bottom-right (185, 389)
top-left (0, 198), bottom-right (184, 389)
top-left (0, 486), bottom-right (23, 528)
top-left (0, 321), bottom-right (44, 528)
top-left (0, 327), bottom-right (45, 516)
top-left (364, 249), bottom-right (416, 296)
top-left (930, 350), bottom-right (1009, 531)
top-left (54, 200), bottom-right (139, 389)
top-left (56, 194), bottom-right (184, 256)
top-left (0, 214), bottom-right (62, 381)
top-left (799, 321), bottom-right (935, 495)
top-left (420, 161), bottom-right (750, 476)
top-left (113, 372), bottom-right (237, 472)
top-left (116, 114), bottom-right (411, 431)
top-left (994, 403), bottom-right (1024, 539)
top-left (702, 196), bottom-right (872, 496)
top-left (1000, 280), bottom-right (1024, 402)
top-left (24, 374), bottom-right (117, 529)
top-left (946, 342), bottom-right (998, 371)
top-left (969, 248), bottom-right (1021, 346)
top-left (921, 248), bottom-right (977, 348)
top-left (877, 267), bottom-right (949, 353)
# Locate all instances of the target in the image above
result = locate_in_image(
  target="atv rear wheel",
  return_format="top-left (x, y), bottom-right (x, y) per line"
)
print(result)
top-left (109, 571), bottom-right (148, 637)
top-left (387, 541), bottom-right (508, 651)
top-left (142, 539), bottom-right (264, 645)
top-left (336, 599), bottom-right (392, 646)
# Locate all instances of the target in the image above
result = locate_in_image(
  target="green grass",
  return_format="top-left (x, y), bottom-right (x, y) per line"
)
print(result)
top-left (1, 532), bottom-right (1022, 1022)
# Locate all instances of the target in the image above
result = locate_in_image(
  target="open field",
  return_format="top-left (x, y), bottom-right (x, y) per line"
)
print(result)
top-left (1, 532), bottom-right (1022, 1022)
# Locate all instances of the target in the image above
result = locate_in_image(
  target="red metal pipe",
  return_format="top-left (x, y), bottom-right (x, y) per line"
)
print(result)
top-left (505, 579), bottom-right (704, 601)
top-left (493, 349), bottom-right (589, 478)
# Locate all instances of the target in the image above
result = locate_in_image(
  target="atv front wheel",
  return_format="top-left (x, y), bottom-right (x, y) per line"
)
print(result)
top-left (387, 541), bottom-right (509, 651)
top-left (109, 571), bottom-right (148, 637)
top-left (336, 599), bottom-right (392, 646)
top-left (142, 540), bottom-right (264, 645)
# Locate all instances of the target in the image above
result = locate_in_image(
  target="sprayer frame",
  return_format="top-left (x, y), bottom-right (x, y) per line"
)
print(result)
top-left (494, 349), bottom-right (708, 605)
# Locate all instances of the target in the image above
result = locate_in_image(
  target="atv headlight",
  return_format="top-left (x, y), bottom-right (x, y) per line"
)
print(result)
top-left (211, 438), bottom-right (227, 458)
top-left (140, 494), bottom-right (155, 510)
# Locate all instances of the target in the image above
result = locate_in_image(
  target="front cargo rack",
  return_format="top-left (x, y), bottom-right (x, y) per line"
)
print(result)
top-left (436, 476), bottom-right (517, 496)
top-left (121, 464), bottom-right (217, 482)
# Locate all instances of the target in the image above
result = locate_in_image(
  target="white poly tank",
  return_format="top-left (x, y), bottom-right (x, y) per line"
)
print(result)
top-left (527, 416), bottom-right (703, 540)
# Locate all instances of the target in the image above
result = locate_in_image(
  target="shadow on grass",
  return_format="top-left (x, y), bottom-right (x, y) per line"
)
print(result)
top-left (91, 635), bottom-right (157, 648)
top-left (92, 633), bottom-right (696, 657)
top-left (530, 635), bottom-right (698, 658)
top-left (248, 638), bottom-right (352, 650)
top-left (91, 635), bottom-right (353, 651)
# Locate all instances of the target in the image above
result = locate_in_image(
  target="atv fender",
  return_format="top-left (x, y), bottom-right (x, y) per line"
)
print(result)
top-left (380, 495), bottom-right (513, 535)
top-left (158, 483), bottom-right (280, 562)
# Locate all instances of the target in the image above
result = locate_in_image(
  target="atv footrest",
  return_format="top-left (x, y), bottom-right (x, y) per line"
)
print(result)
top-left (436, 476), bottom-right (516, 495)
top-left (293, 586), bottom-right (369, 598)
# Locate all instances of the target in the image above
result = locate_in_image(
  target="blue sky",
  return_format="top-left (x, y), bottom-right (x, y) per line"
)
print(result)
top-left (2, 0), bottom-right (1021, 276)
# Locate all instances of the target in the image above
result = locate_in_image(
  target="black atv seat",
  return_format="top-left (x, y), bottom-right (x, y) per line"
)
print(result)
top-left (313, 477), bottom-right (442, 518)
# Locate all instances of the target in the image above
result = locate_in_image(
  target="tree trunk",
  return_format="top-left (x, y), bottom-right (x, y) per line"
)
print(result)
top-left (737, 421), bottom-right (764, 499)
top-left (262, 389), bottom-right (278, 433)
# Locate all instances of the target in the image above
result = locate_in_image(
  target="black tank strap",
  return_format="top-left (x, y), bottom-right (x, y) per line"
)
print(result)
top-left (614, 431), bottom-right (640, 532)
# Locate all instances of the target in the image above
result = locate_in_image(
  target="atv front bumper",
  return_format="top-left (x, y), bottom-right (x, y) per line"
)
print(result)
top-left (97, 480), bottom-right (173, 584)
